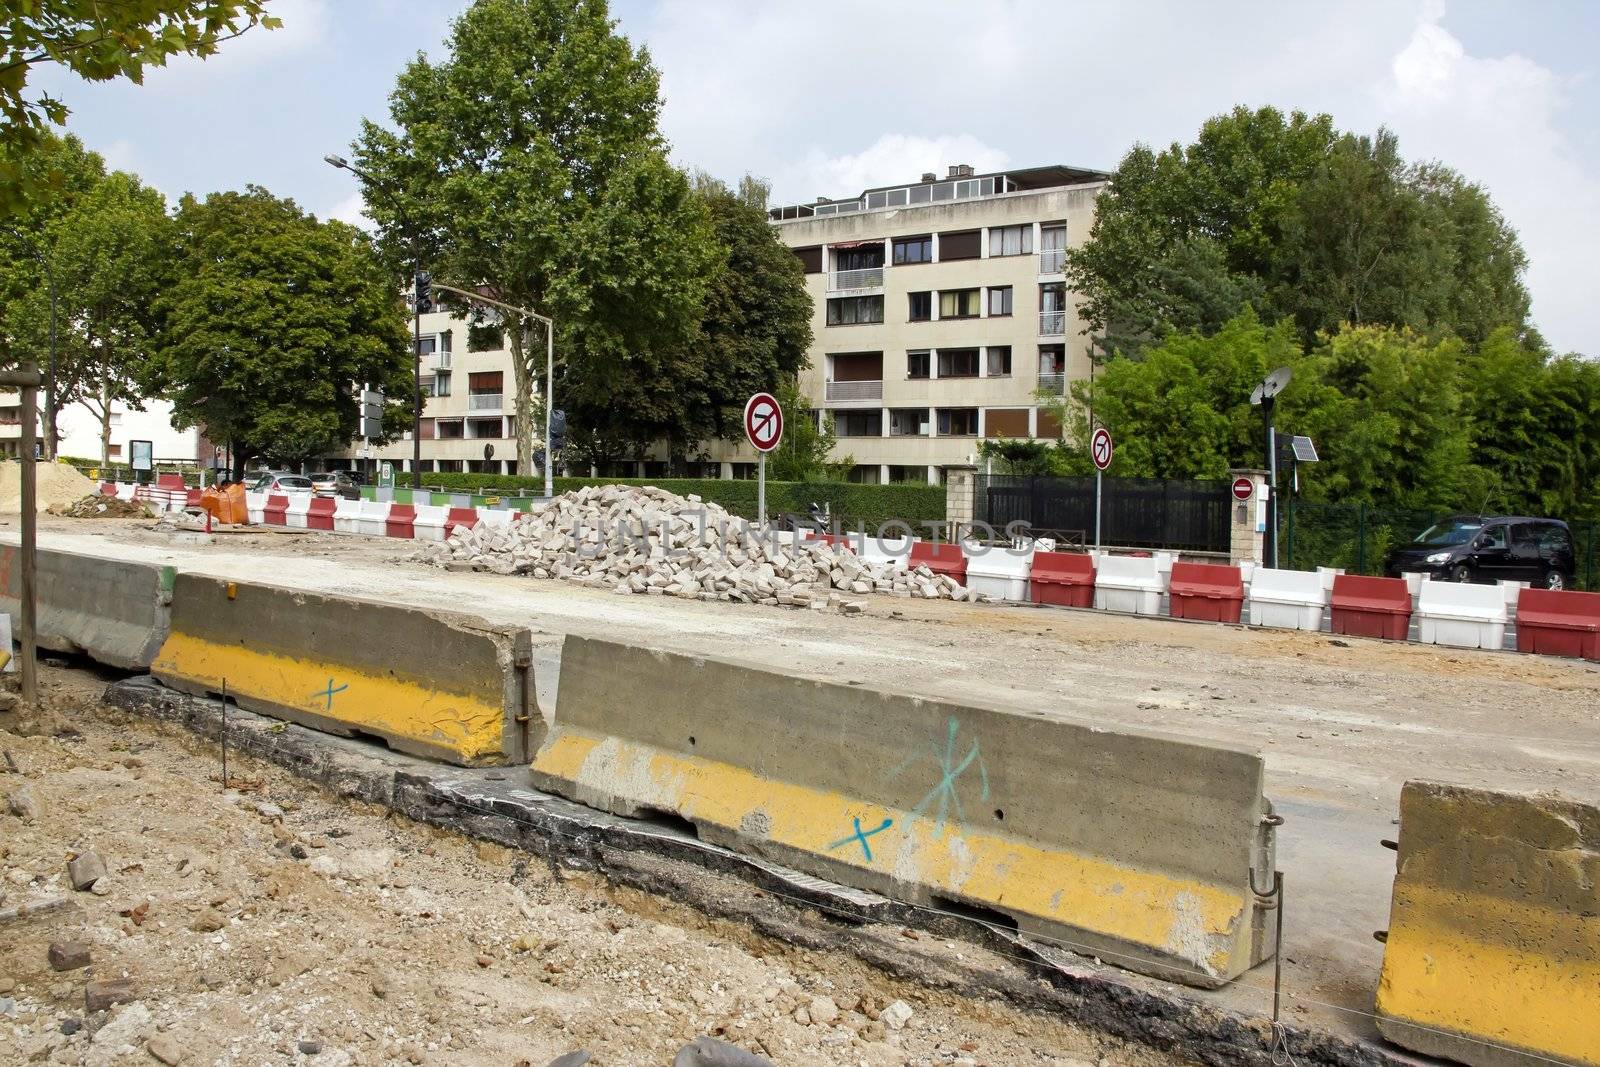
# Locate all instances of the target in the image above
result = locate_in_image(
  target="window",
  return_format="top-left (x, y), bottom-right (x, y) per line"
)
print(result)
top-left (1038, 345), bottom-right (1066, 374)
top-left (1539, 524), bottom-right (1574, 554)
top-left (793, 246), bottom-right (823, 274)
top-left (1041, 224), bottom-right (1067, 251)
top-left (889, 409), bottom-right (929, 437)
top-left (418, 418), bottom-right (434, 440)
top-left (908, 291), bottom-right (931, 321)
top-left (937, 348), bottom-right (980, 378)
top-left (467, 325), bottom-right (503, 352)
top-left (436, 419), bottom-right (464, 439)
top-left (888, 465), bottom-right (928, 483)
top-left (986, 346), bottom-right (1012, 377)
top-left (438, 329), bottom-right (452, 352)
top-left (985, 408), bottom-right (1030, 438)
top-left (827, 295), bottom-right (884, 326)
top-left (988, 286), bottom-right (1013, 317)
top-left (433, 371), bottom-right (452, 397)
top-left (988, 225), bottom-right (1033, 257)
top-left (893, 235), bottom-right (932, 264)
top-left (832, 243), bottom-right (884, 271)
top-left (416, 335), bottom-right (437, 356)
top-left (937, 408), bottom-right (979, 436)
top-left (938, 229), bottom-right (981, 260)
top-left (468, 418), bottom-right (502, 438)
top-left (1480, 525), bottom-right (1509, 550)
top-left (1039, 282), bottom-right (1066, 313)
top-left (907, 350), bottom-right (930, 379)
top-left (833, 410), bottom-right (882, 438)
top-left (939, 289), bottom-right (980, 319)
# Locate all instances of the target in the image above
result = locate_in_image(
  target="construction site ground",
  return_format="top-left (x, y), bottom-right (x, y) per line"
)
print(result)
top-left (9, 516), bottom-right (1600, 1057)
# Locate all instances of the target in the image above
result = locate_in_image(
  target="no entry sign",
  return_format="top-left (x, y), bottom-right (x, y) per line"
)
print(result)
top-left (744, 392), bottom-right (783, 453)
top-left (1090, 427), bottom-right (1114, 471)
top-left (1232, 476), bottom-right (1255, 501)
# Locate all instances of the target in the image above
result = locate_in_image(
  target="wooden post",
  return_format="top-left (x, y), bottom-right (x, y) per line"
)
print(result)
top-left (1, 363), bottom-right (43, 704)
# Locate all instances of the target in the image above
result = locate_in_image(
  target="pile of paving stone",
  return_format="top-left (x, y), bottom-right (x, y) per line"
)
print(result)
top-left (416, 483), bottom-right (974, 609)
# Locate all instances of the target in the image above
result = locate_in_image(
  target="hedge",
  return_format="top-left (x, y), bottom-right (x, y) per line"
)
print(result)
top-left (404, 473), bottom-right (946, 530)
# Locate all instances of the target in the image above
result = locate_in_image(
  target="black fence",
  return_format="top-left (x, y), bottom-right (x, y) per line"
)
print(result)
top-left (976, 474), bottom-right (1233, 553)
top-left (1281, 501), bottom-right (1600, 591)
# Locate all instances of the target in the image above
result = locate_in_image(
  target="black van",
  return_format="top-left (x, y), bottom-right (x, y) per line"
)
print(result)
top-left (1384, 516), bottom-right (1577, 590)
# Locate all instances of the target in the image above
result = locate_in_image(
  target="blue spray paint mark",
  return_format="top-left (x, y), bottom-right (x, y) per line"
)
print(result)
top-left (312, 678), bottom-right (349, 710)
top-left (902, 717), bottom-right (989, 837)
top-left (828, 816), bottom-right (893, 861)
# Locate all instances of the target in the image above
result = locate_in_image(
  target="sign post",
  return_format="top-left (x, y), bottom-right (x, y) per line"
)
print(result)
top-left (743, 392), bottom-right (783, 527)
top-left (1090, 426), bottom-right (1114, 550)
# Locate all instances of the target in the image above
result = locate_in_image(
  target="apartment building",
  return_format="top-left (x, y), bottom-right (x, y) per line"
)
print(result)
top-left (727, 162), bottom-right (1109, 484)
top-left (0, 392), bottom-right (206, 465)
top-left (324, 162), bottom-right (1107, 484)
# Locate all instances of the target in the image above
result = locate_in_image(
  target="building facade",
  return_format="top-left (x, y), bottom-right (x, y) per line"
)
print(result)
top-left (0, 392), bottom-right (206, 466)
top-left (323, 162), bottom-right (1107, 485)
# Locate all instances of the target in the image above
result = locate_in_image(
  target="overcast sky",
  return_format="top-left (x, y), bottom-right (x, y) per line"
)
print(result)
top-left (33, 0), bottom-right (1600, 356)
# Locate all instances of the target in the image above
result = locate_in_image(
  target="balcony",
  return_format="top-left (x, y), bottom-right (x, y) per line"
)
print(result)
top-left (828, 267), bottom-right (884, 292)
top-left (1037, 372), bottom-right (1066, 394)
top-left (468, 392), bottom-right (503, 412)
top-left (824, 380), bottom-right (883, 405)
top-left (1039, 311), bottom-right (1066, 336)
top-left (1039, 248), bottom-right (1066, 275)
top-left (434, 350), bottom-right (452, 370)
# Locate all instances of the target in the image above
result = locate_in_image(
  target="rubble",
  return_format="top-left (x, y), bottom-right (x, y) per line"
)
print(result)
top-left (46, 494), bottom-right (152, 518)
top-left (417, 484), bottom-right (977, 608)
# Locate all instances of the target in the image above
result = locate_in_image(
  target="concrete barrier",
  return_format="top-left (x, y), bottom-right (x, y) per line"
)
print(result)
top-left (0, 546), bottom-right (174, 669)
top-left (332, 497), bottom-right (363, 534)
top-left (151, 574), bottom-right (538, 765)
top-left (530, 637), bottom-right (1279, 988)
top-left (1376, 781), bottom-right (1599, 1067)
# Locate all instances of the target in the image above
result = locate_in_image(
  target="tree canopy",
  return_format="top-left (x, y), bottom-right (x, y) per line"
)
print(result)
top-left (0, 1), bottom-right (277, 214)
top-left (352, 0), bottom-right (722, 474)
top-left (145, 187), bottom-right (412, 475)
top-left (1067, 106), bottom-right (1532, 355)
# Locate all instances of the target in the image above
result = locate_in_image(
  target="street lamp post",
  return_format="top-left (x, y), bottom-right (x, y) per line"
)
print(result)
top-left (325, 154), bottom-right (423, 490)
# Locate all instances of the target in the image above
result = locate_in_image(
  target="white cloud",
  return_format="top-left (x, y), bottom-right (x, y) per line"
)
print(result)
top-left (142, 0), bottom-right (331, 84)
top-left (1378, 2), bottom-right (1599, 354)
top-left (778, 134), bottom-right (1011, 205)
top-left (328, 191), bottom-right (372, 229)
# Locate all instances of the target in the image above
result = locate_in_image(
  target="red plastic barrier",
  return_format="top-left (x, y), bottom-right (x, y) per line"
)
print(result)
top-left (306, 496), bottom-right (337, 532)
top-left (1030, 550), bottom-right (1095, 608)
top-left (185, 488), bottom-right (203, 506)
top-left (100, 482), bottom-right (117, 496)
top-left (1168, 561), bottom-right (1245, 623)
top-left (263, 494), bottom-right (289, 526)
top-left (385, 503), bottom-right (416, 539)
top-left (156, 473), bottom-right (185, 490)
top-left (1515, 588), bottom-right (1600, 660)
top-left (910, 540), bottom-right (966, 581)
top-left (445, 507), bottom-right (480, 537)
top-left (1330, 574), bottom-right (1413, 641)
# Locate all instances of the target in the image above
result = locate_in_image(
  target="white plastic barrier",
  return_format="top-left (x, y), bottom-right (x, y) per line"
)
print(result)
top-left (1416, 581), bottom-right (1507, 650)
top-left (413, 504), bottom-right (449, 542)
top-left (332, 498), bottom-right (363, 534)
top-left (284, 495), bottom-right (312, 529)
top-left (1247, 568), bottom-right (1327, 631)
top-left (355, 500), bottom-right (390, 538)
top-left (113, 483), bottom-right (136, 502)
top-left (245, 491), bottom-right (267, 525)
top-left (476, 508), bottom-right (515, 529)
top-left (963, 542), bottom-right (1033, 602)
top-left (1092, 555), bottom-right (1165, 616)
top-left (860, 535), bottom-right (911, 572)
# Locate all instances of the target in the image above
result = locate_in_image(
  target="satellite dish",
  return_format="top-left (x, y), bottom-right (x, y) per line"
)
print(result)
top-left (1250, 366), bottom-right (1293, 406)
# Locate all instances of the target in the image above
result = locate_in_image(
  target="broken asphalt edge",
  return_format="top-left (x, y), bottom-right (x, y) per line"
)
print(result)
top-left (100, 675), bottom-right (1396, 1067)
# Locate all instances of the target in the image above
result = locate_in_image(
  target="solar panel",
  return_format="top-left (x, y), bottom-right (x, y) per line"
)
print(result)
top-left (1291, 435), bottom-right (1319, 462)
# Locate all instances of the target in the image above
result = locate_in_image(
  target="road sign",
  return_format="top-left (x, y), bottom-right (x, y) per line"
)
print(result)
top-left (1090, 427), bottom-right (1114, 471)
top-left (744, 392), bottom-right (783, 453)
top-left (1232, 477), bottom-right (1254, 501)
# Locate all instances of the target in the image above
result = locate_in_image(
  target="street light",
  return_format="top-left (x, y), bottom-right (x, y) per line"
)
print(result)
top-left (325, 153), bottom-right (424, 490)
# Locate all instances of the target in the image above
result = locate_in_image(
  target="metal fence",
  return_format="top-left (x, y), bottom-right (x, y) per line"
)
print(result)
top-left (1280, 501), bottom-right (1600, 591)
top-left (977, 474), bottom-right (1232, 553)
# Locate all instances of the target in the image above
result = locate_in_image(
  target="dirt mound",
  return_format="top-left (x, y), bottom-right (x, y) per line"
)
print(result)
top-left (46, 494), bottom-right (152, 518)
top-left (0, 461), bottom-right (96, 513)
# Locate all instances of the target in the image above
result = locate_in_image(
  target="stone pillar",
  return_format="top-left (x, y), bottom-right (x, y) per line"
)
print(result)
top-left (1228, 468), bottom-right (1269, 565)
top-left (945, 464), bottom-right (977, 530)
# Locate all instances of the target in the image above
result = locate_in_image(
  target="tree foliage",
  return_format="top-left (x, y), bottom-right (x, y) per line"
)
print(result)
top-left (0, 1), bottom-right (277, 214)
top-left (353, 0), bottom-right (720, 474)
top-left (145, 187), bottom-right (411, 474)
top-left (766, 377), bottom-right (851, 482)
top-left (1068, 106), bottom-right (1532, 354)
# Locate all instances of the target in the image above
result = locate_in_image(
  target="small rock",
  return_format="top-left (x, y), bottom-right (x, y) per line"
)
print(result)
top-left (84, 978), bottom-right (136, 1013)
top-left (148, 1033), bottom-right (185, 1064)
top-left (369, 975), bottom-right (391, 1000)
top-left (0, 979), bottom-right (12, 994)
top-left (6, 786), bottom-right (39, 822)
top-left (47, 941), bottom-right (91, 971)
top-left (59, 1017), bottom-right (82, 1036)
top-left (255, 801), bottom-right (285, 819)
top-left (880, 999), bottom-right (914, 1031)
top-left (0, 997), bottom-right (15, 1019)
top-left (68, 850), bottom-right (107, 891)
top-left (671, 1036), bottom-right (773, 1065)
top-left (475, 954), bottom-right (492, 968)
top-left (90, 876), bottom-right (113, 897)
top-left (298, 1039), bottom-right (324, 1055)
top-left (190, 910), bottom-right (227, 933)
top-left (807, 995), bottom-right (838, 1026)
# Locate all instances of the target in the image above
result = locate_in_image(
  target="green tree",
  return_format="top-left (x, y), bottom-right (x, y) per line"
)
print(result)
top-left (766, 377), bottom-right (850, 482)
top-left (145, 187), bottom-right (412, 476)
top-left (8, 170), bottom-right (170, 465)
top-left (352, 0), bottom-right (719, 475)
top-left (0, 2), bottom-right (277, 214)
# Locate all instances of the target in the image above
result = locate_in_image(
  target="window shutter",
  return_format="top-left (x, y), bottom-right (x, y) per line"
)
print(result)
top-left (938, 229), bottom-right (981, 260)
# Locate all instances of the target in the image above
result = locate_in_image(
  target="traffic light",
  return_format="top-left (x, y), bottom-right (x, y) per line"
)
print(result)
top-left (413, 270), bottom-right (432, 314)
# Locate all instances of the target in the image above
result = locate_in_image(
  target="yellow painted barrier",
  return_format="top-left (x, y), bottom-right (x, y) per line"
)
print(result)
top-left (152, 574), bottom-right (538, 766)
top-left (531, 637), bottom-right (1279, 987)
top-left (1376, 781), bottom-right (1600, 1067)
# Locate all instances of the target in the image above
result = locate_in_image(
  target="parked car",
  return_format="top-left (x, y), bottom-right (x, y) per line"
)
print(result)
top-left (1385, 515), bottom-right (1576, 590)
top-left (248, 472), bottom-right (315, 494)
top-left (309, 471), bottom-right (360, 500)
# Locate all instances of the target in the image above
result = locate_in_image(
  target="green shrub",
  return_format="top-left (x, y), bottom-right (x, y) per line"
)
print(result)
top-left (409, 473), bottom-right (945, 530)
